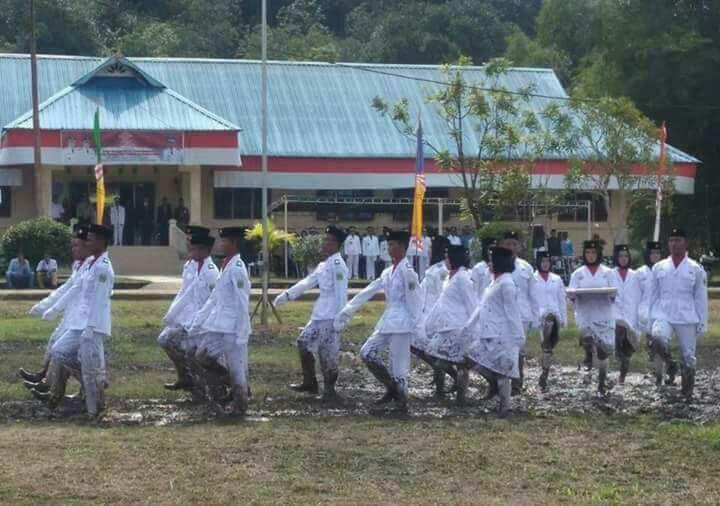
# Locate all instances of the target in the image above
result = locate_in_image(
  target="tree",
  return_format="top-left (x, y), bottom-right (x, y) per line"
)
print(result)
top-left (558, 96), bottom-right (673, 244)
top-left (373, 57), bottom-right (559, 231)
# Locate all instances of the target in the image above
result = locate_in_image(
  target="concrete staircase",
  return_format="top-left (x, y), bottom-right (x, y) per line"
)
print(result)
top-left (108, 246), bottom-right (186, 276)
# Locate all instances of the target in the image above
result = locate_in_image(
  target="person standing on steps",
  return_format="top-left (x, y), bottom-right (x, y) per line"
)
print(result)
top-left (343, 226), bottom-right (361, 279)
top-left (362, 226), bottom-right (380, 280)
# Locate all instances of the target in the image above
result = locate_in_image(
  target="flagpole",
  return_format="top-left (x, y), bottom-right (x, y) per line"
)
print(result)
top-left (260, 0), bottom-right (270, 326)
top-left (653, 122), bottom-right (667, 242)
top-left (29, 0), bottom-right (46, 218)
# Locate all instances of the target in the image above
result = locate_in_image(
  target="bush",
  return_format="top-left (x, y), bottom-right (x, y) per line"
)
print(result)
top-left (292, 234), bottom-right (325, 273)
top-left (0, 218), bottom-right (72, 269)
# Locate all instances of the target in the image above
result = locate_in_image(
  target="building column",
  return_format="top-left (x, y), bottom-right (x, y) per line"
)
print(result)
top-left (189, 165), bottom-right (203, 225)
top-left (34, 165), bottom-right (52, 218)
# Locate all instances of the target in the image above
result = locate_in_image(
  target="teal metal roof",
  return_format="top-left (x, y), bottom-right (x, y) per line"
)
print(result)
top-left (0, 54), bottom-right (699, 163)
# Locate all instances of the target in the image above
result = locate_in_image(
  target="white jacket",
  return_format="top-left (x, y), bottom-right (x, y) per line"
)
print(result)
top-left (343, 235), bottom-right (361, 256)
top-left (610, 268), bottom-right (642, 336)
top-left (362, 235), bottom-right (380, 257)
top-left (336, 258), bottom-right (423, 334)
top-left (471, 261), bottom-right (491, 301)
top-left (379, 240), bottom-right (390, 262)
top-left (31, 260), bottom-right (82, 317)
top-left (463, 273), bottom-right (525, 341)
top-left (568, 264), bottom-right (615, 329)
top-left (635, 264), bottom-right (654, 332)
top-left (421, 236), bottom-right (432, 259)
top-left (285, 252), bottom-right (348, 321)
top-left (534, 271), bottom-right (567, 327)
top-left (424, 268), bottom-right (477, 335)
top-left (164, 257), bottom-right (219, 330)
top-left (110, 204), bottom-right (125, 226)
top-left (512, 257), bottom-right (540, 326)
top-left (421, 261), bottom-right (448, 314)
top-left (649, 256), bottom-right (708, 333)
top-left (192, 254), bottom-right (251, 343)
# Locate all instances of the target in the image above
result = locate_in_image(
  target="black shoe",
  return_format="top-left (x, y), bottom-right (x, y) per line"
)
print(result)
top-left (164, 379), bottom-right (194, 391)
top-left (538, 368), bottom-right (549, 391)
top-left (289, 381), bottom-right (319, 395)
top-left (30, 388), bottom-right (51, 403)
top-left (374, 389), bottom-right (396, 405)
top-left (666, 361), bottom-right (678, 386)
top-left (481, 378), bottom-right (499, 400)
top-left (19, 368), bottom-right (45, 383)
top-left (598, 369), bottom-right (608, 395)
top-left (24, 380), bottom-right (49, 393)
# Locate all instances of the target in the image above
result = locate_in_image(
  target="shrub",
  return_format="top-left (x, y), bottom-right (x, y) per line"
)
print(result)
top-left (292, 234), bottom-right (325, 273)
top-left (0, 218), bottom-right (72, 268)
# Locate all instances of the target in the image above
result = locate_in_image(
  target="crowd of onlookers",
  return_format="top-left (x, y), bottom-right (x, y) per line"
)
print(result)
top-left (4, 251), bottom-right (59, 289)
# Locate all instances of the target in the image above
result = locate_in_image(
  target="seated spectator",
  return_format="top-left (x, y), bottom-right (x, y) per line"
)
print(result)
top-left (7, 251), bottom-right (33, 289)
top-left (35, 253), bottom-right (58, 289)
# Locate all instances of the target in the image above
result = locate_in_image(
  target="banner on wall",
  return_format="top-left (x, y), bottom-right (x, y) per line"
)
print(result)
top-left (62, 130), bottom-right (184, 165)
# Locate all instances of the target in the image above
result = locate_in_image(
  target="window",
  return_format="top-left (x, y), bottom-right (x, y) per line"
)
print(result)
top-left (558, 193), bottom-right (608, 223)
top-left (0, 187), bottom-right (10, 218)
top-left (214, 188), bottom-right (262, 220)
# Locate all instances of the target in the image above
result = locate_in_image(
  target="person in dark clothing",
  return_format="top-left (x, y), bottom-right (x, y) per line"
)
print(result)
top-left (139, 197), bottom-right (155, 245)
top-left (157, 197), bottom-right (173, 245)
top-left (547, 229), bottom-right (562, 258)
top-left (174, 198), bottom-right (190, 231)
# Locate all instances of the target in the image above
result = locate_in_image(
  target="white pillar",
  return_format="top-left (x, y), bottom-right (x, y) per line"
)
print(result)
top-left (189, 165), bottom-right (203, 225)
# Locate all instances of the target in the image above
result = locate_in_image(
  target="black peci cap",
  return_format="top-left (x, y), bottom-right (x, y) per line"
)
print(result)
top-left (87, 224), bottom-right (113, 240)
top-left (583, 240), bottom-right (601, 250)
top-left (325, 225), bottom-right (347, 244)
top-left (669, 227), bottom-right (687, 238)
top-left (190, 234), bottom-right (215, 247)
top-left (186, 225), bottom-right (211, 237)
top-left (385, 229), bottom-right (410, 244)
top-left (646, 241), bottom-right (662, 251)
top-left (503, 230), bottom-right (521, 241)
top-left (218, 226), bottom-right (247, 239)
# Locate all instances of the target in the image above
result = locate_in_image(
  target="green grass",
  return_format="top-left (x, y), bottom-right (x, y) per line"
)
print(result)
top-left (1, 300), bottom-right (720, 504)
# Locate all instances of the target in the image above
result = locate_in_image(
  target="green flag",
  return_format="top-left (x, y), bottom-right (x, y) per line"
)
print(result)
top-left (93, 108), bottom-right (102, 162)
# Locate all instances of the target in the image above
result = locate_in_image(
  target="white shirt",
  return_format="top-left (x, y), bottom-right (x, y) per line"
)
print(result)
top-left (512, 257), bottom-right (540, 326)
top-left (421, 236), bottom-right (432, 259)
top-left (36, 258), bottom-right (58, 273)
top-left (635, 264), bottom-right (654, 331)
top-left (192, 254), bottom-right (251, 343)
top-left (42, 256), bottom-right (95, 326)
top-left (110, 204), bottom-right (126, 226)
top-left (568, 264), bottom-right (615, 329)
top-left (337, 258), bottom-right (423, 334)
top-left (649, 256), bottom-right (708, 332)
top-left (343, 234), bottom-right (361, 256)
top-left (424, 268), bottom-right (477, 335)
top-left (471, 261), bottom-right (491, 301)
top-left (362, 235), bottom-right (380, 257)
top-left (534, 271), bottom-right (567, 327)
top-left (463, 273), bottom-right (525, 341)
top-left (286, 252), bottom-right (348, 321)
top-left (164, 257), bottom-right (219, 330)
top-left (421, 261), bottom-right (448, 314)
top-left (610, 267), bottom-right (641, 336)
top-left (379, 240), bottom-right (391, 262)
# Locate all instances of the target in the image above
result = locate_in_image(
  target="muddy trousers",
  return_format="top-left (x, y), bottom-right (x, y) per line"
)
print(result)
top-left (361, 332), bottom-right (411, 401)
top-left (581, 334), bottom-right (611, 393)
top-left (614, 325), bottom-right (635, 383)
top-left (538, 315), bottom-right (559, 389)
top-left (650, 321), bottom-right (697, 395)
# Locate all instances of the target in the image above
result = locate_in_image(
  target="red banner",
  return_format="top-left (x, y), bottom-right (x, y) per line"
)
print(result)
top-left (62, 130), bottom-right (184, 164)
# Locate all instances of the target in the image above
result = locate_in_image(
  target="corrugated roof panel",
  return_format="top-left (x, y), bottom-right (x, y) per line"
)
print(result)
top-left (0, 54), bottom-right (700, 163)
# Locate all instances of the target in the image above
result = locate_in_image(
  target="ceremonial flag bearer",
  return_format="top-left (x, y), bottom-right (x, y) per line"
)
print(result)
top-left (274, 226), bottom-right (349, 402)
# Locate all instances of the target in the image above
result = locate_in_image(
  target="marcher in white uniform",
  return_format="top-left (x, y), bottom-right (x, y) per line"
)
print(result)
top-left (636, 240), bottom-right (664, 364)
top-left (189, 227), bottom-right (252, 415)
top-left (335, 230), bottom-right (423, 411)
top-left (534, 251), bottom-right (567, 391)
top-left (274, 226), bottom-right (349, 401)
top-left (38, 224), bottom-right (115, 418)
top-left (20, 225), bottom-right (90, 389)
top-left (109, 198), bottom-right (126, 246)
top-left (379, 227), bottom-right (391, 270)
top-left (648, 227), bottom-right (708, 400)
top-left (418, 235), bottom-right (450, 321)
top-left (418, 228), bottom-right (433, 279)
top-left (462, 247), bottom-right (524, 417)
top-left (158, 230), bottom-right (218, 392)
top-left (498, 231), bottom-right (540, 394)
top-left (610, 245), bottom-right (642, 384)
top-left (568, 240), bottom-right (616, 394)
top-left (362, 227), bottom-right (380, 280)
top-left (470, 236), bottom-right (495, 301)
top-left (415, 245), bottom-right (477, 401)
top-left (343, 227), bottom-right (361, 279)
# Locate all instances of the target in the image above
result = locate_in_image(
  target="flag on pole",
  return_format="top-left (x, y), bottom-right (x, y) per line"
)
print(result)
top-left (653, 122), bottom-right (667, 241)
top-left (93, 107), bottom-right (105, 225)
top-left (410, 116), bottom-right (426, 249)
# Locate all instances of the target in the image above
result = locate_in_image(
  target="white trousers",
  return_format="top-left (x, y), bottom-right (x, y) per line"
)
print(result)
top-left (365, 256), bottom-right (377, 280)
top-left (360, 332), bottom-right (411, 395)
top-left (347, 254), bottom-right (360, 278)
top-left (298, 320), bottom-right (341, 372)
top-left (418, 256), bottom-right (430, 280)
top-left (113, 224), bottom-right (124, 246)
top-left (651, 321), bottom-right (698, 369)
top-left (196, 332), bottom-right (249, 387)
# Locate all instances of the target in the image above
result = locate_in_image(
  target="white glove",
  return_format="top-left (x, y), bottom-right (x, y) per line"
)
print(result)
top-left (42, 307), bottom-right (59, 321)
top-left (29, 304), bottom-right (45, 317)
top-left (333, 312), bottom-right (350, 333)
top-left (273, 292), bottom-right (289, 308)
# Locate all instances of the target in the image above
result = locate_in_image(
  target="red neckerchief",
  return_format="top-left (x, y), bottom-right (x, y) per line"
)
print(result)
top-left (493, 272), bottom-right (501, 280)
top-left (672, 255), bottom-right (684, 268)
top-left (587, 264), bottom-right (599, 276)
top-left (221, 256), bottom-right (232, 271)
top-left (449, 269), bottom-right (458, 278)
top-left (539, 271), bottom-right (549, 281)
top-left (618, 267), bottom-right (628, 281)
top-left (197, 258), bottom-right (203, 275)
top-left (89, 252), bottom-right (104, 269)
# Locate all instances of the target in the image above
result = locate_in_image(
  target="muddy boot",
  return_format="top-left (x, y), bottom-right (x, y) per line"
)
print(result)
top-left (511, 353), bottom-right (524, 396)
top-left (538, 352), bottom-right (551, 391)
top-left (653, 354), bottom-right (665, 387)
top-left (432, 369), bottom-right (446, 400)
top-left (23, 380), bottom-right (49, 393)
top-left (582, 345), bottom-right (593, 371)
top-left (481, 374), bottom-right (499, 401)
top-left (30, 388), bottom-right (52, 403)
top-left (321, 369), bottom-right (341, 403)
top-left (618, 356), bottom-right (630, 385)
top-left (497, 377), bottom-right (512, 418)
top-left (44, 360), bottom-right (70, 410)
top-left (597, 360), bottom-right (608, 395)
top-left (289, 350), bottom-right (319, 394)
top-left (666, 359), bottom-right (678, 386)
top-left (455, 366), bottom-right (470, 406)
top-left (394, 382), bottom-right (409, 412)
top-left (229, 384), bottom-right (249, 416)
top-left (19, 367), bottom-right (46, 383)
top-left (444, 366), bottom-right (459, 393)
top-left (682, 368), bottom-right (695, 402)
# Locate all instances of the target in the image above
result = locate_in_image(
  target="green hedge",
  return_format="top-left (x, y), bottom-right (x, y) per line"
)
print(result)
top-left (0, 218), bottom-right (72, 269)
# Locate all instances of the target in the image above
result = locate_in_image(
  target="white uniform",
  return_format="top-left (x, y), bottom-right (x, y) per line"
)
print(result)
top-left (635, 264), bottom-right (654, 334)
top-left (447, 234), bottom-right (462, 246)
top-left (534, 271), bottom-right (567, 329)
top-left (648, 256), bottom-right (708, 369)
top-left (418, 236), bottom-right (432, 279)
top-left (46, 252), bottom-right (114, 415)
top-left (109, 204), bottom-right (125, 245)
top-left (335, 259), bottom-right (423, 396)
top-left (344, 234), bottom-right (361, 278)
top-left (512, 257), bottom-right (541, 338)
top-left (191, 254), bottom-right (251, 388)
top-left (471, 261), bottom-right (491, 301)
top-left (158, 257), bottom-right (219, 356)
top-left (379, 240), bottom-right (391, 268)
top-left (362, 235), bottom-right (380, 280)
top-left (422, 268), bottom-right (478, 364)
top-left (568, 264), bottom-right (615, 352)
top-left (610, 268), bottom-right (642, 346)
top-left (417, 261), bottom-right (449, 342)
top-left (276, 252), bottom-right (348, 371)
top-left (464, 273), bottom-right (525, 378)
